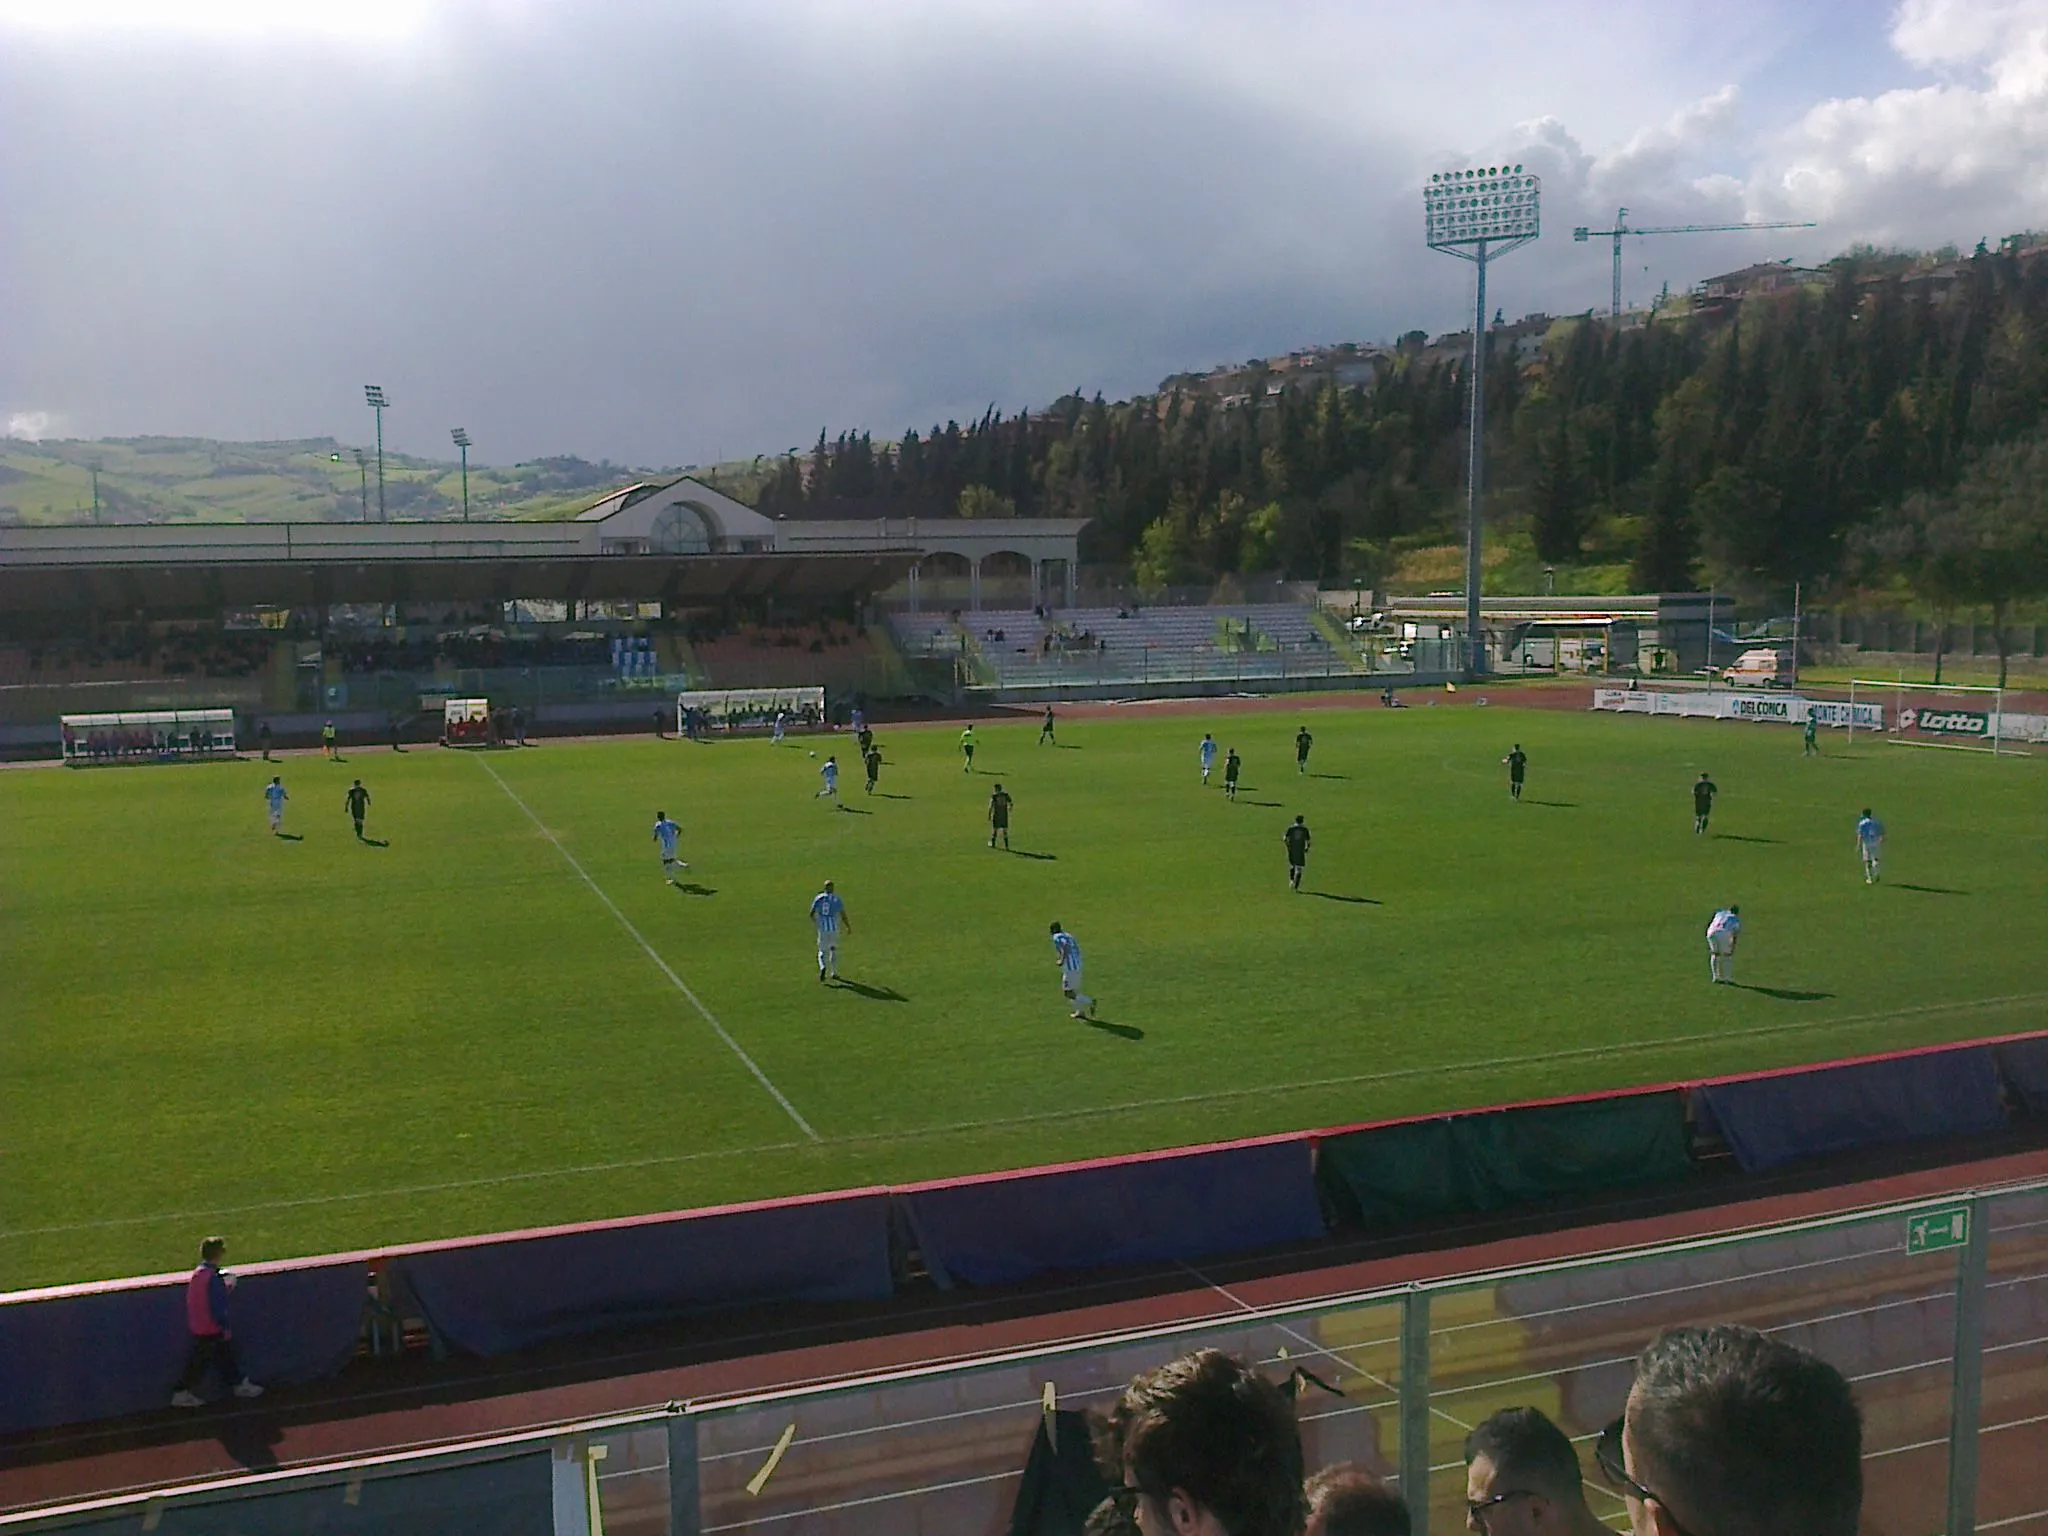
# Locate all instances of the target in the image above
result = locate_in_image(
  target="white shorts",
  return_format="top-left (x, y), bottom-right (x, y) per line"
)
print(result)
top-left (1061, 966), bottom-right (1083, 994)
top-left (1707, 932), bottom-right (1735, 955)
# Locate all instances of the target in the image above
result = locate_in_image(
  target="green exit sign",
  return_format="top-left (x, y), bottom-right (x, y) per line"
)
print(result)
top-left (1906, 1207), bottom-right (1971, 1254)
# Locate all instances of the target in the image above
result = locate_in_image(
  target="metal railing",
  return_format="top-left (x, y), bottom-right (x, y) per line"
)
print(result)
top-left (8, 1177), bottom-right (2043, 1536)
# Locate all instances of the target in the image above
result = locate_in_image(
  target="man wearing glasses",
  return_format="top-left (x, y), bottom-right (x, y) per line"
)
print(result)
top-left (1597, 1325), bottom-right (1861, 1536)
top-left (1462, 1408), bottom-right (1612, 1536)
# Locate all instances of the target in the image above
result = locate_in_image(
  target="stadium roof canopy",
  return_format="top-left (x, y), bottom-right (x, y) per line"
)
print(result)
top-left (0, 477), bottom-right (1086, 619)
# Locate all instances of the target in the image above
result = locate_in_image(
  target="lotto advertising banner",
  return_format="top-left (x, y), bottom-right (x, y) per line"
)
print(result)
top-left (1593, 690), bottom-right (1884, 729)
top-left (1898, 706), bottom-right (1991, 738)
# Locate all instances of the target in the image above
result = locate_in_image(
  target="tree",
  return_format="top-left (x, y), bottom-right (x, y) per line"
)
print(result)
top-left (956, 483), bottom-right (1017, 519)
top-left (1856, 491), bottom-right (1975, 684)
top-left (1864, 433), bottom-right (2048, 686)
top-left (1948, 434), bottom-right (2048, 686)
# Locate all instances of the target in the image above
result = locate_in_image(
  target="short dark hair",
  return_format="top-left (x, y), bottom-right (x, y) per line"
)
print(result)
top-left (1109, 1349), bottom-right (1306, 1536)
top-left (1630, 1325), bottom-right (1862, 1536)
top-left (199, 1236), bottom-right (226, 1262)
top-left (1305, 1463), bottom-right (1411, 1536)
top-left (1462, 1407), bottom-right (1584, 1502)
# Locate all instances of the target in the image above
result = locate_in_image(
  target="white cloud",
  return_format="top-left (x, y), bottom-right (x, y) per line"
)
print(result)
top-left (1748, 0), bottom-right (2048, 242)
top-left (6, 411), bottom-right (62, 441)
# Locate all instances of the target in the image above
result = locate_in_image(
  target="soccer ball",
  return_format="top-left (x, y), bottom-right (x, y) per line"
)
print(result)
top-left (808, 750), bottom-right (817, 757)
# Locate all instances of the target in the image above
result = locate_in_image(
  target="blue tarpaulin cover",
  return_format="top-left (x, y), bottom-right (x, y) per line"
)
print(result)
top-left (388, 1191), bottom-right (894, 1356)
top-left (1994, 1036), bottom-right (2048, 1116)
top-left (0, 1263), bottom-right (366, 1436)
top-left (1694, 1045), bottom-right (2007, 1171)
top-left (902, 1139), bottom-right (1325, 1287)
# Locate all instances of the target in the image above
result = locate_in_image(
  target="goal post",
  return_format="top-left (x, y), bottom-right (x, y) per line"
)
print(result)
top-left (1848, 678), bottom-right (2012, 755)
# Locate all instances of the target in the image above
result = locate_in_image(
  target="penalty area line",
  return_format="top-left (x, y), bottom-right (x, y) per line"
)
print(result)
top-left (478, 757), bottom-right (821, 1142)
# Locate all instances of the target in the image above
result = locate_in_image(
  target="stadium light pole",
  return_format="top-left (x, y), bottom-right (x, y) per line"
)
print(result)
top-left (363, 385), bottom-right (389, 521)
top-left (1425, 165), bottom-right (1540, 677)
top-left (450, 427), bottom-right (471, 522)
top-left (352, 449), bottom-right (369, 522)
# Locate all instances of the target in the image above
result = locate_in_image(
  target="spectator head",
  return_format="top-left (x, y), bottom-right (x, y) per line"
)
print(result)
top-left (1606, 1325), bottom-right (1861, 1536)
top-left (199, 1236), bottom-right (226, 1264)
top-left (1305, 1464), bottom-right (1410, 1536)
top-left (1107, 1349), bottom-right (1305, 1536)
top-left (1462, 1408), bottom-right (1593, 1536)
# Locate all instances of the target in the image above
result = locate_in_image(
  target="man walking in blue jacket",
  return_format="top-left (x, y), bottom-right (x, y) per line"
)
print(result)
top-left (170, 1237), bottom-right (263, 1407)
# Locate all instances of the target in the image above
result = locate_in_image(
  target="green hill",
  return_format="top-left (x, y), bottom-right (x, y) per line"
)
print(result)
top-left (0, 436), bottom-right (749, 526)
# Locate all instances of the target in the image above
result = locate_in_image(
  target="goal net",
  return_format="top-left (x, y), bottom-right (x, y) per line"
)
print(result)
top-left (1846, 679), bottom-right (2036, 755)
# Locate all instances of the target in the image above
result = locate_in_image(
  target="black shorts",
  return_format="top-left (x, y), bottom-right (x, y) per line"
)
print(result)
top-left (1288, 853), bottom-right (1306, 867)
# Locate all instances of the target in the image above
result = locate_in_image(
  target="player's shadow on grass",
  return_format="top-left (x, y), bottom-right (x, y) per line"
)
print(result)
top-left (836, 805), bottom-right (874, 815)
top-left (1082, 1016), bottom-right (1144, 1040)
top-left (274, 833), bottom-right (304, 842)
top-left (671, 882), bottom-right (717, 897)
top-left (1523, 799), bottom-right (1577, 808)
top-left (831, 977), bottom-right (907, 1002)
top-left (1714, 833), bottom-right (1781, 844)
top-left (358, 837), bottom-right (390, 848)
top-left (1731, 983), bottom-right (1834, 1001)
top-left (1311, 891), bottom-right (1382, 905)
top-left (872, 791), bottom-right (913, 800)
top-left (1308, 772), bottom-right (1350, 780)
top-left (1240, 799), bottom-right (1285, 808)
top-left (1894, 882), bottom-right (1969, 895)
top-left (1007, 848), bottom-right (1058, 860)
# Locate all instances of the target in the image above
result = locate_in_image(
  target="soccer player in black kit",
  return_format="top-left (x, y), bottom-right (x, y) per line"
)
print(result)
top-left (1284, 815), bottom-right (1311, 890)
top-left (1503, 744), bottom-right (1527, 800)
top-left (1693, 771), bottom-right (1718, 834)
top-left (1295, 726), bottom-right (1312, 775)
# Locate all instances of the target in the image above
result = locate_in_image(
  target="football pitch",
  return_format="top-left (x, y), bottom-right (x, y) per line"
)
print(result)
top-left (3, 703), bottom-right (2043, 1290)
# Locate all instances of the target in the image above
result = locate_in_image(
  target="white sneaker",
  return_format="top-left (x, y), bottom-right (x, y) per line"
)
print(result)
top-left (233, 1380), bottom-right (264, 1399)
top-left (171, 1390), bottom-right (203, 1408)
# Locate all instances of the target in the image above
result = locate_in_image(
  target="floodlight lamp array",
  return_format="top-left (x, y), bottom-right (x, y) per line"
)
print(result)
top-left (364, 384), bottom-right (389, 409)
top-left (451, 427), bottom-right (471, 448)
top-left (1424, 164), bottom-right (1540, 248)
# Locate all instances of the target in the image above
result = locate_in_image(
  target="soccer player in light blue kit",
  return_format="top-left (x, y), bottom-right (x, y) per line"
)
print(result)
top-left (1855, 808), bottom-right (1885, 884)
top-left (772, 710), bottom-right (787, 746)
top-left (263, 776), bottom-right (288, 836)
top-left (652, 810), bottom-right (686, 883)
top-left (816, 753), bottom-right (841, 806)
top-left (1199, 733), bottom-right (1218, 785)
top-left (810, 880), bottom-right (850, 981)
top-left (1049, 921), bottom-right (1096, 1019)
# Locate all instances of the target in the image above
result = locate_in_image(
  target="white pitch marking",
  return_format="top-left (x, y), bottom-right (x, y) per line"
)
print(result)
top-left (479, 757), bottom-right (820, 1142)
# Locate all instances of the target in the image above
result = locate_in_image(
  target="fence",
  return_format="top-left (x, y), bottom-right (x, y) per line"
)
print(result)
top-left (7, 1175), bottom-right (2042, 1536)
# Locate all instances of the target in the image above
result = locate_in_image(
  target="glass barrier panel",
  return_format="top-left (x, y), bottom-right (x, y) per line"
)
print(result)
top-left (1978, 1186), bottom-right (2048, 1536)
top-left (1423, 1212), bottom-right (1963, 1536)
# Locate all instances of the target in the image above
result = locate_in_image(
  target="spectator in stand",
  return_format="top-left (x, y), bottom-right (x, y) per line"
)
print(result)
top-left (1602, 1325), bottom-right (1861, 1536)
top-left (1104, 1348), bottom-right (1305, 1536)
top-left (1462, 1408), bottom-right (1610, 1536)
top-left (170, 1237), bottom-right (263, 1407)
top-left (1305, 1465), bottom-right (1409, 1536)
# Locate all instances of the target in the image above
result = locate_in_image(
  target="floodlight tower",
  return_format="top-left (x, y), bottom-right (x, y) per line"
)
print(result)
top-left (352, 448), bottom-right (369, 522)
top-left (450, 427), bottom-right (471, 522)
top-left (363, 385), bottom-right (389, 521)
top-left (1425, 164), bottom-right (1540, 676)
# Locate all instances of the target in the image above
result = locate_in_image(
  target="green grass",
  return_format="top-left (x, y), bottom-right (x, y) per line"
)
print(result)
top-left (2, 708), bottom-right (2043, 1288)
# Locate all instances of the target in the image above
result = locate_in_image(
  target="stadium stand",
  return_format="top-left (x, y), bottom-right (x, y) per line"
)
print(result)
top-left (888, 602), bottom-right (1361, 688)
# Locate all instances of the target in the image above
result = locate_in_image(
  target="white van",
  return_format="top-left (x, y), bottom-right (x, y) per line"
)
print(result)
top-left (1722, 647), bottom-right (1792, 687)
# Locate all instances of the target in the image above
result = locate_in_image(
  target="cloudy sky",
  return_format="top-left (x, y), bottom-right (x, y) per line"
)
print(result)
top-left (4, 0), bottom-right (2047, 465)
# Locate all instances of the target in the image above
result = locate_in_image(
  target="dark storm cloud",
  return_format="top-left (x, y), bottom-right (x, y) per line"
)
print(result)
top-left (1, 2), bottom-right (2027, 465)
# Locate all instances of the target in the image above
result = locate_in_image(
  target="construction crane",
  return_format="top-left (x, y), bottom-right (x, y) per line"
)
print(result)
top-left (1573, 207), bottom-right (1817, 319)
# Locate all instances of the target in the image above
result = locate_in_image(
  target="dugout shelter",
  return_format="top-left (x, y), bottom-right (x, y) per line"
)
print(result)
top-left (60, 709), bottom-right (237, 765)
